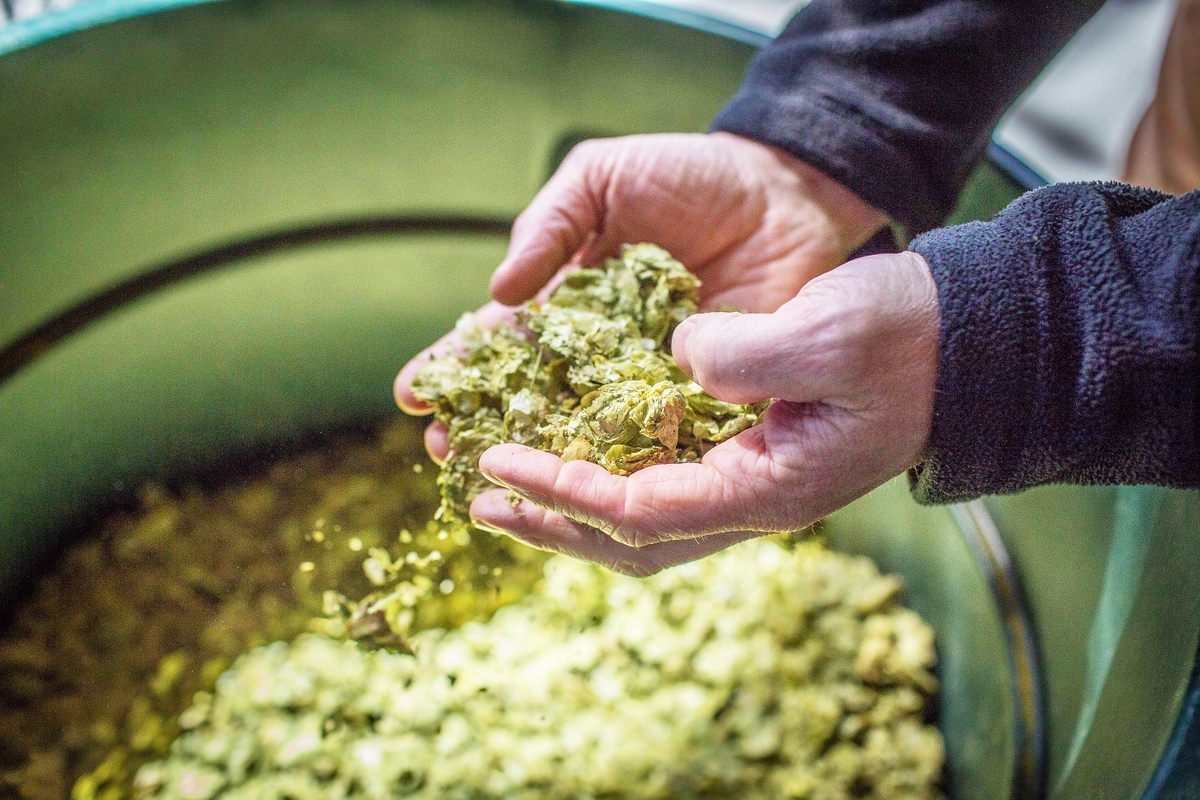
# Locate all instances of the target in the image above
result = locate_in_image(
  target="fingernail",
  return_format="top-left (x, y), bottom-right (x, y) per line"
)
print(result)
top-left (671, 318), bottom-right (696, 377)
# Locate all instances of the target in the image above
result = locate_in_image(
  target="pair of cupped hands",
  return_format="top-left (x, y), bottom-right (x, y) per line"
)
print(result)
top-left (396, 133), bottom-right (940, 576)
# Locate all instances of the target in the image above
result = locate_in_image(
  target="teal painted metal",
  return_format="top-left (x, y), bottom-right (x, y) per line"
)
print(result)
top-left (558, 0), bottom-right (772, 45)
top-left (0, 0), bottom-right (222, 54)
top-left (0, 0), bottom-right (777, 56)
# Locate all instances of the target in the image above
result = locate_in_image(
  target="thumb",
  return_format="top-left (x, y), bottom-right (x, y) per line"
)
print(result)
top-left (672, 302), bottom-right (825, 405)
top-left (489, 142), bottom-right (608, 306)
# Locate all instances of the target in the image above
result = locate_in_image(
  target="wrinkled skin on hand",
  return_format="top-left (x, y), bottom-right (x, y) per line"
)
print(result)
top-left (486, 132), bottom-right (888, 314)
top-left (394, 132), bottom-right (901, 572)
top-left (395, 132), bottom-right (887, 450)
top-left (410, 245), bottom-right (766, 526)
top-left (469, 253), bottom-right (940, 577)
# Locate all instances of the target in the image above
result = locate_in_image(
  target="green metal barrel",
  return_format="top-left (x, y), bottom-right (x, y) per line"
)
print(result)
top-left (1, 2), bottom-right (1198, 798)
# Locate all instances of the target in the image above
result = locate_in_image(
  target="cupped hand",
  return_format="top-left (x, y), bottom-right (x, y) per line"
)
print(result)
top-left (468, 252), bottom-right (940, 576)
top-left (395, 132), bottom-right (887, 461)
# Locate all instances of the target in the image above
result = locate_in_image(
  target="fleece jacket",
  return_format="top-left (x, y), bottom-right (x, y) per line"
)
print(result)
top-left (910, 185), bottom-right (1200, 502)
top-left (710, 0), bottom-right (1103, 236)
top-left (712, 0), bottom-right (1200, 500)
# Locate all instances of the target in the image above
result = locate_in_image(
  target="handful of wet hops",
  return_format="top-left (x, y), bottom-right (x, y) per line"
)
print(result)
top-left (411, 244), bottom-right (767, 526)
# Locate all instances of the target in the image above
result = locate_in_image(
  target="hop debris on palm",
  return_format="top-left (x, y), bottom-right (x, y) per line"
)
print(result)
top-left (412, 244), bottom-right (767, 526)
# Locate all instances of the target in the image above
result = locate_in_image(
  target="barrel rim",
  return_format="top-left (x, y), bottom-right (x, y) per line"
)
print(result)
top-left (952, 502), bottom-right (1048, 800)
top-left (0, 0), bottom-right (773, 58)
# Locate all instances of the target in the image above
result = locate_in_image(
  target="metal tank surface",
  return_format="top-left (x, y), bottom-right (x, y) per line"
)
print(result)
top-left (0, 1), bottom-right (1198, 798)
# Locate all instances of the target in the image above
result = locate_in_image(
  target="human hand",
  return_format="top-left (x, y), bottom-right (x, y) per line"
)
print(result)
top-left (467, 252), bottom-right (940, 576)
top-left (394, 132), bottom-right (887, 459)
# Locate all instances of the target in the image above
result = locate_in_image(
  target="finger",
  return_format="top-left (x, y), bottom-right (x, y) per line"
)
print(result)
top-left (394, 365), bottom-right (434, 414)
top-left (671, 299), bottom-right (837, 405)
top-left (423, 422), bottom-right (448, 466)
top-left (393, 301), bottom-right (518, 414)
top-left (469, 490), bottom-right (758, 577)
top-left (490, 142), bottom-right (607, 305)
top-left (476, 443), bottom-right (766, 546)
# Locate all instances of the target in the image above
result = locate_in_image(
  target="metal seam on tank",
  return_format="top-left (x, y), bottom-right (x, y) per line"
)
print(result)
top-left (0, 0), bottom-right (774, 57)
top-left (987, 142), bottom-right (1050, 191)
top-left (0, 0), bottom-right (223, 55)
top-left (0, 216), bottom-right (513, 386)
top-left (950, 500), bottom-right (1048, 800)
top-left (0, 0), bottom-right (770, 57)
top-left (558, 0), bottom-right (773, 47)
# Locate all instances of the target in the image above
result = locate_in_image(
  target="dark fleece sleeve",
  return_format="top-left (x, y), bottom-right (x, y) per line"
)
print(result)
top-left (909, 184), bottom-right (1200, 504)
top-left (710, 0), bottom-right (1103, 235)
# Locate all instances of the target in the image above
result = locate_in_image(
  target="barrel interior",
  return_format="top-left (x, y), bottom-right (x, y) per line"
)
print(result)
top-left (3, 2), bottom-right (1199, 798)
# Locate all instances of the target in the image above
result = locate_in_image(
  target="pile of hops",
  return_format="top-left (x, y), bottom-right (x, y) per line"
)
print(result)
top-left (411, 243), bottom-right (766, 526)
top-left (0, 418), bottom-right (544, 800)
top-left (135, 540), bottom-right (944, 800)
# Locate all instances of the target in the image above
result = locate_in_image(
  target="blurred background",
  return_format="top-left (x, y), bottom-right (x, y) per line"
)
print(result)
top-left (1, 0), bottom-right (1177, 185)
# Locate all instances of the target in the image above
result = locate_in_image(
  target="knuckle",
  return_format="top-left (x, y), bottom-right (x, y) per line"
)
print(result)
top-left (614, 488), bottom-right (666, 547)
top-left (606, 516), bottom-right (662, 549)
top-left (898, 249), bottom-right (930, 275)
top-left (563, 138), bottom-right (606, 169)
top-left (545, 206), bottom-right (588, 249)
top-left (607, 521), bottom-right (641, 547)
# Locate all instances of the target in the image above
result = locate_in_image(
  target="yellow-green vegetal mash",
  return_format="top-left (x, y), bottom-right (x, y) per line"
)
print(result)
top-left (135, 539), bottom-right (944, 800)
top-left (411, 244), bottom-right (767, 526)
top-left (0, 419), bottom-right (545, 800)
